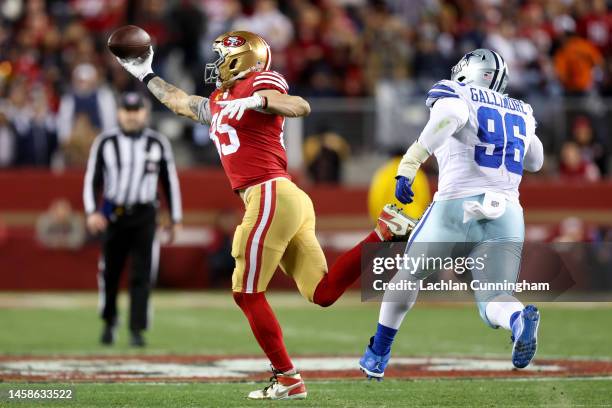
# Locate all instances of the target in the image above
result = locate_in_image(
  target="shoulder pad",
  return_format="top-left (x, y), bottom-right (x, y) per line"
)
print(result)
top-left (426, 80), bottom-right (462, 108)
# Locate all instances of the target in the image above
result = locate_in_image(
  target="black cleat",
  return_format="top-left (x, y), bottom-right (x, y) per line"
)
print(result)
top-left (100, 324), bottom-right (115, 346)
top-left (130, 331), bottom-right (146, 347)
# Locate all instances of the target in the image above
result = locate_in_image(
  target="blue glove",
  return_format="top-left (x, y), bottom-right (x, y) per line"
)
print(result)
top-left (395, 176), bottom-right (414, 204)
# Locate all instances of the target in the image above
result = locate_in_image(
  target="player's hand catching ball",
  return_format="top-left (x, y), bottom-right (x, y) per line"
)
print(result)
top-left (395, 176), bottom-right (415, 204)
top-left (86, 212), bottom-right (108, 235)
top-left (217, 94), bottom-right (266, 120)
top-left (116, 46), bottom-right (154, 81)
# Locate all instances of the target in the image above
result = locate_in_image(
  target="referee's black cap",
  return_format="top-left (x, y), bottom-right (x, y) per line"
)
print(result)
top-left (119, 92), bottom-right (146, 110)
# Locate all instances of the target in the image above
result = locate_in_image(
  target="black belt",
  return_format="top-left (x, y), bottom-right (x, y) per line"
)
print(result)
top-left (112, 203), bottom-right (154, 216)
top-left (103, 200), bottom-right (155, 218)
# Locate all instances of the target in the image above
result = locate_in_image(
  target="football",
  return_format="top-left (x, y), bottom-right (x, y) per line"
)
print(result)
top-left (107, 25), bottom-right (151, 59)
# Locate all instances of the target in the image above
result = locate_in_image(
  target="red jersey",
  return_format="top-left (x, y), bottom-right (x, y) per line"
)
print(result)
top-left (208, 70), bottom-right (291, 191)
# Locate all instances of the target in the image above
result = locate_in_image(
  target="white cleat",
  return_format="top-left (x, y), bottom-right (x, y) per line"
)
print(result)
top-left (375, 204), bottom-right (418, 241)
top-left (247, 368), bottom-right (307, 400)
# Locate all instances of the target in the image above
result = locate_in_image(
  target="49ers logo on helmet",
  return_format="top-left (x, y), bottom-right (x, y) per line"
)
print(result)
top-left (223, 36), bottom-right (246, 47)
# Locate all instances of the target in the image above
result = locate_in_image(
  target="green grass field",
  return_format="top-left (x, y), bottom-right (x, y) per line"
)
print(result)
top-left (0, 292), bottom-right (611, 407)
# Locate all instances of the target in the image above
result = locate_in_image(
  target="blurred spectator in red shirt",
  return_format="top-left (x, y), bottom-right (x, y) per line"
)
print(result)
top-left (70, 0), bottom-right (126, 34)
top-left (575, 0), bottom-right (611, 53)
top-left (559, 141), bottom-right (600, 182)
top-left (571, 116), bottom-right (608, 176)
top-left (19, 0), bottom-right (54, 47)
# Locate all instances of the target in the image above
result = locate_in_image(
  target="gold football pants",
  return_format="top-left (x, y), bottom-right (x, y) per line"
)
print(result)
top-left (231, 178), bottom-right (327, 301)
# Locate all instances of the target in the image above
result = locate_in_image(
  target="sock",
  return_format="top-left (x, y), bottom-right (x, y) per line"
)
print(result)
top-left (233, 292), bottom-right (294, 373)
top-left (485, 297), bottom-right (524, 330)
top-left (313, 231), bottom-right (381, 307)
top-left (371, 323), bottom-right (398, 356)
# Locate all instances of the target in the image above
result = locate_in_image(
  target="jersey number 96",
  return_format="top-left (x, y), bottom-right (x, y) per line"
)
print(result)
top-left (475, 106), bottom-right (526, 175)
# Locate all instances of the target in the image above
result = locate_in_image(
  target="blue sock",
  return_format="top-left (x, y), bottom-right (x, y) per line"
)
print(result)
top-left (510, 310), bottom-right (521, 330)
top-left (371, 323), bottom-right (398, 356)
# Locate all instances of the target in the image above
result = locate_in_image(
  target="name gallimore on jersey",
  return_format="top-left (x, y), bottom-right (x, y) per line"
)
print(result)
top-left (373, 279), bottom-right (550, 293)
top-left (469, 87), bottom-right (527, 114)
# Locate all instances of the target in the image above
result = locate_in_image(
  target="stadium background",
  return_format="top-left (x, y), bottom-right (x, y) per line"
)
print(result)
top-left (0, 0), bottom-right (611, 407)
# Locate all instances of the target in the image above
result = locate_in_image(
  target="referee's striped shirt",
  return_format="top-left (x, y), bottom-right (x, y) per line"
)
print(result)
top-left (83, 127), bottom-right (182, 223)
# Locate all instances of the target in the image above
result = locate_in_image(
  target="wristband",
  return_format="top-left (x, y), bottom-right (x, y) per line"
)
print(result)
top-left (143, 73), bottom-right (157, 85)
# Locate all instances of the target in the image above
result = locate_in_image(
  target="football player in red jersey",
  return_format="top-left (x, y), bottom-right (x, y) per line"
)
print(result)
top-left (116, 31), bottom-right (416, 400)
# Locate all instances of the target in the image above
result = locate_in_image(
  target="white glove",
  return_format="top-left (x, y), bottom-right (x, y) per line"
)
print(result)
top-left (116, 46), bottom-right (154, 81)
top-left (217, 94), bottom-right (265, 120)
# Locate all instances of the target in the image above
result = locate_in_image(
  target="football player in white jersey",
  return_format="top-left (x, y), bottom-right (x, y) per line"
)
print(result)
top-left (359, 49), bottom-right (545, 379)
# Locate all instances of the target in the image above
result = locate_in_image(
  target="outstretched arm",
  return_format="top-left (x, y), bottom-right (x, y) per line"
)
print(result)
top-left (256, 90), bottom-right (310, 117)
top-left (146, 77), bottom-right (211, 123)
top-left (115, 47), bottom-right (211, 124)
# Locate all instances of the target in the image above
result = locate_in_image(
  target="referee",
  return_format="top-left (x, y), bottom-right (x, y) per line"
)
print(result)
top-left (83, 92), bottom-right (182, 347)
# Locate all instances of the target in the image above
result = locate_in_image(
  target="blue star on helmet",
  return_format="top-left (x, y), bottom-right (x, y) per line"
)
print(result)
top-left (462, 51), bottom-right (481, 65)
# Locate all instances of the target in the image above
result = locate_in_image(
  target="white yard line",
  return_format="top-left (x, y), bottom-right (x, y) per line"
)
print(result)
top-left (1, 292), bottom-right (611, 310)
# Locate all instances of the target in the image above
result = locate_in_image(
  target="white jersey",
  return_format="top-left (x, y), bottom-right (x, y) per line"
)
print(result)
top-left (425, 80), bottom-right (538, 203)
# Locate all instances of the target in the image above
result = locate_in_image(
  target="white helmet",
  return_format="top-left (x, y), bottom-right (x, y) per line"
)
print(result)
top-left (450, 49), bottom-right (509, 93)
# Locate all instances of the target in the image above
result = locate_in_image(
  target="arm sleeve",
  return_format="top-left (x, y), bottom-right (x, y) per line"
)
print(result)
top-left (83, 136), bottom-right (105, 215)
top-left (250, 71), bottom-right (289, 95)
top-left (396, 97), bottom-right (469, 180)
top-left (158, 136), bottom-right (183, 223)
top-left (195, 97), bottom-right (212, 125)
top-left (418, 97), bottom-right (469, 153)
top-left (524, 135), bottom-right (544, 172)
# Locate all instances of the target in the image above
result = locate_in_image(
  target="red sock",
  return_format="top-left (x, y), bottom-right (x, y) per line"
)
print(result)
top-left (313, 231), bottom-right (381, 307)
top-left (233, 292), bottom-right (294, 373)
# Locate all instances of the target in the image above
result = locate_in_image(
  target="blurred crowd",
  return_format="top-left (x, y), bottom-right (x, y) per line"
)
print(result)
top-left (0, 0), bottom-right (610, 180)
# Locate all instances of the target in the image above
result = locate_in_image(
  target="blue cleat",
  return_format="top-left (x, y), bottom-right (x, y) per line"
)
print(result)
top-left (511, 305), bottom-right (540, 369)
top-left (359, 337), bottom-right (390, 380)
